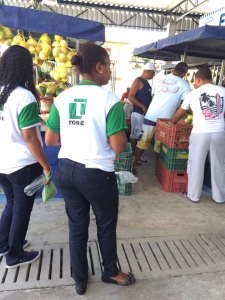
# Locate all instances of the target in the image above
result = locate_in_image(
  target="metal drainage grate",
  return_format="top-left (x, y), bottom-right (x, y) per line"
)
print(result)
top-left (115, 234), bottom-right (225, 279)
top-left (1, 234), bottom-right (225, 291)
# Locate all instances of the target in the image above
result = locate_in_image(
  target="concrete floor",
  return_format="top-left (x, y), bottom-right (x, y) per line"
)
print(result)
top-left (1, 147), bottom-right (225, 299)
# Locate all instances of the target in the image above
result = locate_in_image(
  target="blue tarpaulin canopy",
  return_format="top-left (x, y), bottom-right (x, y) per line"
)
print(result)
top-left (157, 25), bottom-right (225, 60)
top-left (133, 41), bottom-right (181, 61)
top-left (0, 4), bottom-right (105, 44)
top-left (133, 25), bottom-right (225, 61)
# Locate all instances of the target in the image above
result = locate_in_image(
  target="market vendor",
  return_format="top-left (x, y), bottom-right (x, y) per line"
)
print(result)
top-left (171, 67), bottom-right (225, 203)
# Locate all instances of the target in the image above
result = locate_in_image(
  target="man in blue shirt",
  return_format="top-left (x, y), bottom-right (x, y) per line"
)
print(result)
top-left (128, 62), bottom-right (156, 158)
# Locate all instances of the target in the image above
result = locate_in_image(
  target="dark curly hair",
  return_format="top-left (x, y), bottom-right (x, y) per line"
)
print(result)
top-left (0, 45), bottom-right (38, 105)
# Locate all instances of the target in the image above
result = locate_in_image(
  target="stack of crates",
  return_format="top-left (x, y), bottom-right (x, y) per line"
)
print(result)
top-left (155, 118), bottom-right (192, 192)
top-left (114, 143), bottom-right (133, 196)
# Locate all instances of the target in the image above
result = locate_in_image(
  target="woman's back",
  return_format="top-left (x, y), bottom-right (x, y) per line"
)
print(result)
top-left (47, 83), bottom-right (125, 172)
top-left (0, 86), bottom-right (42, 173)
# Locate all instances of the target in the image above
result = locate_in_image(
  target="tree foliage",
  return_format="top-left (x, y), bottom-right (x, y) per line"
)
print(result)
top-left (129, 56), bottom-right (151, 69)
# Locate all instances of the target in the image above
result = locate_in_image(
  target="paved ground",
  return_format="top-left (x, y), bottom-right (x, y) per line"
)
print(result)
top-left (1, 147), bottom-right (225, 299)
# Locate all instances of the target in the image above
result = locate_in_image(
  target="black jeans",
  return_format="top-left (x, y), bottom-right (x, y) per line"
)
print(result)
top-left (56, 159), bottom-right (119, 285)
top-left (0, 163), bottom-right (42, 265)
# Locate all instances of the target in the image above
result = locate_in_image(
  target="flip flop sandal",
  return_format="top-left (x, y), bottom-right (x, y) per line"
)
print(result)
top-left (101, 272), bottom-right (136, 286)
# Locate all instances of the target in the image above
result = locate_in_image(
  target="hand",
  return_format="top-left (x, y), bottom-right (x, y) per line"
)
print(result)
top-left (142, 105), bottom-right (147, 115)
top-left (43, 167), bottom-right (52, 184)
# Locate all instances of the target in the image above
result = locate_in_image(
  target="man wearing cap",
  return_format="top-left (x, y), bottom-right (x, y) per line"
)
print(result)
top-left (128, 62), bottom-right (156, 158)
top-left (133, 62), bottom-right (191, 172)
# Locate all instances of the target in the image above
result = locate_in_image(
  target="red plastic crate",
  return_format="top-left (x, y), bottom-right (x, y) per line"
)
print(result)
top-left (156, 160), bottom-right (187, 193)
top-left (155, 118), bottom-right (192, 149)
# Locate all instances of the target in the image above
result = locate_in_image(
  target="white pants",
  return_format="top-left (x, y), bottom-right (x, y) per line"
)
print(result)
top-left (130, 112), bottom-right (144, 139)
top-left (187, 132), bottom-right (225, 203)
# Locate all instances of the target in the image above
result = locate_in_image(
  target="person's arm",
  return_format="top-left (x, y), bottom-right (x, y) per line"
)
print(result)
top-left (22, 127), bottom-right (50, 176)
top-left (18, 99), bottom-right (50, 176)
top-left (170, 108), bottom-right (188, 124)
top-left (107, 101), bottom-right (128, 154)
top-left (109, 131), bottom-right (127, 154)
top-left (128, 79), bottom-right (147, 114)
top-left (45, 103), bottom-right (61, 146)
top-left (171, 87), bottom-right (192, 124)
top-left (45, 129), bottom-right (60, 146)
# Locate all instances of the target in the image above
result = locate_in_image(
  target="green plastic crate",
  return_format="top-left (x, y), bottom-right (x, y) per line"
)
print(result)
top-left (116, 173), bottom-right (132, 196)
top-left (159, 143), bottom-right (188, 171)
top-left (114, 143), bottom-right (132, 172)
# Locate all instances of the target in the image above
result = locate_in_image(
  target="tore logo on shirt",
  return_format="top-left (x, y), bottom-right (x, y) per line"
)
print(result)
top-left (68, 98), bottom-right (87, 125)
top-left (69, 120), bottom-right (84, 125)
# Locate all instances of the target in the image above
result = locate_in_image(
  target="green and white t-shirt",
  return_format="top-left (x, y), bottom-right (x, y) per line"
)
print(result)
top-left (47, 81), bottom-right (127, 172)
top-left (0, 86), bottom-right (42, 174)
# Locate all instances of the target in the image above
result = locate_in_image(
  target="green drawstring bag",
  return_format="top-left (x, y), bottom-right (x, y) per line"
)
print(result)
top-left (42, 169), bottom-right (57, 202)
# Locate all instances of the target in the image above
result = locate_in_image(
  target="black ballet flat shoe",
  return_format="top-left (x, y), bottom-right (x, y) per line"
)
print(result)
top-left (101, 272), bottom-right (136, 286)
top-left (75, 283), bottom-right (87, 295)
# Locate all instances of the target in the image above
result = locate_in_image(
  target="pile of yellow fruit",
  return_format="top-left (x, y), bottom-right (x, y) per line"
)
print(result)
top-left (0, 25), bottom-right (13, 45)
top-left (0, 26), bottom-right (77, 83)
top-left (48, 35), bottom-right (77, 82)
top-left (49, 65), bottom-right (69, 82)
top-left (0, 26), bottom-right (76, 65)
top-left (51, 35), bottom-right (75, 67)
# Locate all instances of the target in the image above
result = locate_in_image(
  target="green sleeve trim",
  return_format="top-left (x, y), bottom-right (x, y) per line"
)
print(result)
top-left (46, 103), bottom-right (60, 134)
top-left (18, 102), bottom-right (40, 128)
top-left (106, 101), bottom-right (128, 137)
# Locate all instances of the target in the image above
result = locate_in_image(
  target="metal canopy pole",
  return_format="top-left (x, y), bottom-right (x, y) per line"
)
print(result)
top-left (73, 39), bottom-right (80, 86)
top-left (182, 45), bottom-right (188, 63)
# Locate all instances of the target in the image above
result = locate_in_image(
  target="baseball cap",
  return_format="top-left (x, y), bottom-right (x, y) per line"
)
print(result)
top-left (144, 62), bottom-right (156, 72)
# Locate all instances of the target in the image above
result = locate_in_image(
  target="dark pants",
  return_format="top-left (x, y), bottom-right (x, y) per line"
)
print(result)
top-left (0, 163), bottom-right (42, 265)
top-left (56, 159), bottom-right (119, 285)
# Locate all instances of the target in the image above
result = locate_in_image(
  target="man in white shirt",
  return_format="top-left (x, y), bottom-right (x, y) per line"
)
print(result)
top-left (171, 67), bottom-right (225, 203)
top-left (133, 62), bottom-right (191, 171)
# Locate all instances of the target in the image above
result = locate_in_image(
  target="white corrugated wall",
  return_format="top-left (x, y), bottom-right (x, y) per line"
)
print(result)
top-left (3, 0), bottom-right (198, 32)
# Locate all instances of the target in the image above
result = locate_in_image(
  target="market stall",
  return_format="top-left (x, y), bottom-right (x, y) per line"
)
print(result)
top-left (133, 25), bottom-right (225, 193)
top-left (0, 4), bottom-right (105, 201)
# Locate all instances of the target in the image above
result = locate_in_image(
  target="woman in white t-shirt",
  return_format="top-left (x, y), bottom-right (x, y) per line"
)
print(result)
top-left (0, 46), bottom-right (50, 268)
top-left (45, 43), bottom-right (135, 295)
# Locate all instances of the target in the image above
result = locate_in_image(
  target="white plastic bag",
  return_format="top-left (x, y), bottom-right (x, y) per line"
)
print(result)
top-left (115, 171), bottom-right (138, 184)
top-left (123, 102), bottom-right (133, 118)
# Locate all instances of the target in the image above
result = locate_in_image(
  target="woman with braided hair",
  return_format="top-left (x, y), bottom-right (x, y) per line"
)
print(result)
top-left (0, 45), bottom-right (50, 268)
top-left (45, 43), bottom-right (136, 295)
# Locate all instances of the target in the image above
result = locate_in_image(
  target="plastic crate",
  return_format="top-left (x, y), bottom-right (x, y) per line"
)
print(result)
top-left (159, 143), bottom-right (188, 171)
top-left (155, 118), bottom-right (192, 149)
top-left (156, 160), bottom-right (187, 193)
top-left (114, 143), bottom-right (132, 172)
top-left (116, 173), bottom-right (132, 196)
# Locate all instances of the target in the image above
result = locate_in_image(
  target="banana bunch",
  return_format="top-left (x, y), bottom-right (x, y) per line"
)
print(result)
top-left (36, 81), bottom-right (68, 97)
